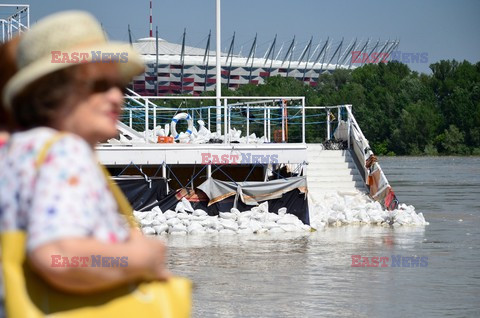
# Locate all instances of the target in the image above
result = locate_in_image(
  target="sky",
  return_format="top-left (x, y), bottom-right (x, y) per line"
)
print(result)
top-left (1, 0), bottom-right (479, 73)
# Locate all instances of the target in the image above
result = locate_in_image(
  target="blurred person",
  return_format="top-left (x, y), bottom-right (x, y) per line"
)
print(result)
top-left (0, 36), bottom-right (20, 147)
top-left (0, 10), bottom-right (171, 312)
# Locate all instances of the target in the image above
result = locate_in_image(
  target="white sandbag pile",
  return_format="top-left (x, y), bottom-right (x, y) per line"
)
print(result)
top-left (134, 202), bottom-right (311, 236)
top-left (109, 120), bottom-right (270, 145)
top-left (309, 191), bottom-right (428, 229)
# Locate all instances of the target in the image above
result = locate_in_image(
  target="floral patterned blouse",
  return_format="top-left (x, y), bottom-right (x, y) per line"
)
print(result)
top-left (0, 127), bottom-right (130, 252)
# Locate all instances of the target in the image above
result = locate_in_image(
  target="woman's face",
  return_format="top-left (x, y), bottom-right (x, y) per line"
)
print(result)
top-left (60, 63), bottom-right (124, 146)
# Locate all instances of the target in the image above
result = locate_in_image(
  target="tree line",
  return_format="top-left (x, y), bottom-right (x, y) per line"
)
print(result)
top-left (217, 60), bottom-right (479, 155)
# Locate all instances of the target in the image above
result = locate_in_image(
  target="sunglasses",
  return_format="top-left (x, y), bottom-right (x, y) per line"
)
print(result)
top-left (81, 78), bottom-right (129, 95)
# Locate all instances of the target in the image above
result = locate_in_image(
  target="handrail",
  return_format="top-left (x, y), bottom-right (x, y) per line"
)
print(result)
top-left (345, 105), bottom-right (397, 209)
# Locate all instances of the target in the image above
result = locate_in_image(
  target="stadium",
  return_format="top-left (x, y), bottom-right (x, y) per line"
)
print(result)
top-left (0, 4), bottom-right (399, 96)
top-left (132, 34), bottom-right (399, 96)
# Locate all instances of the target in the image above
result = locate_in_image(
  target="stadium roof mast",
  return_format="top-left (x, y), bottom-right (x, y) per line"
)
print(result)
top-left (203, 30), bottom-right (211, 93)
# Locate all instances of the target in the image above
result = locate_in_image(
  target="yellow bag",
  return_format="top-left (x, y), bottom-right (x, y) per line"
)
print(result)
top-left (0, 132), bottom-right (192, 317)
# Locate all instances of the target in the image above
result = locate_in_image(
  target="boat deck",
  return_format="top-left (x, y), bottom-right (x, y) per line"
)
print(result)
top-left (97, 143), bottom-right (307, 166)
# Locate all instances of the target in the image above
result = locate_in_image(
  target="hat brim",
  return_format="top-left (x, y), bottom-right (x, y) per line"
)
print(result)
top-left (3, 42), bottom-right (144, 109)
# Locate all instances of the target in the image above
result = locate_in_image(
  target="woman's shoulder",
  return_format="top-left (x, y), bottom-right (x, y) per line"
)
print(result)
top-left (2, 127), bottom-right (93, 167)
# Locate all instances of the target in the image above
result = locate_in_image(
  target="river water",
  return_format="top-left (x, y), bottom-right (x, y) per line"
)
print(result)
top-left (166, 157), bottom-right (480, 318)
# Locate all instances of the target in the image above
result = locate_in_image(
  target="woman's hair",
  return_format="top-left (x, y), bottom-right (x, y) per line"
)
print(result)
top-left (0, 37), bottom-right (21, 131)
top-left (11, 66), bottom-right (84, 129)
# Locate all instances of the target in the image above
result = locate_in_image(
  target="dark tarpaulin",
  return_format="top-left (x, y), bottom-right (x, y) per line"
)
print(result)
top-left (118, 177), bottom-right (310, 224)
top-left (113, 176), bottom-right (168, 211)
top-left (203, 189), bottom-right (309, 224)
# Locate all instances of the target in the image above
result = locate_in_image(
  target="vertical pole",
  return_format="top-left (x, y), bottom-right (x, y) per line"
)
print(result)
top-left (338, 106), bottom-right (341, 123)
top-left (145, 99), bottom-right (149, 143)
top-left (207, 165), bottom-right (212, 179)
top-left (207, 107), bottom-right (211, 131)
top-left (347, 105), bottom-right (351, 149)
top-left (263, 106), bottom-right (267, 140)
top-left (162, 162), bottom-right (168, 193)
top-left (228, 106), bottom-right (231, 138)
top-left (129, 109), bottom-right (133, 128)
top-left (326, 108), bottom-right (330, 140)
top-left (153, 105), bottom-right (157, 131)
top-left (246, 103), bottom-right (250, 143)
top-left (224, 98), bottom-right (228, 144)
top-left (155, 26), bottom-right (159, 96)
top-left (149, 0), bottom-right (153, 37)
top-left (267, 107), bottom-right (271, 142)
top-left (302, 98), bottom-right (306, 143)
top-left (281, 100), bottom-right (285, 142)
top-left (215, 0), bottom-right (222, 134)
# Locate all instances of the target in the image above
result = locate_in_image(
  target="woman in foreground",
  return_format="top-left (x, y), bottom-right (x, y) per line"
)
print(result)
top-left (0, 10), bottom-right (170, 299)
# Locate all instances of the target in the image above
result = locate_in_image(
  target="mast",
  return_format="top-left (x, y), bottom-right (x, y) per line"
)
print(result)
top-left (149, 0), bottom-right (153, 37)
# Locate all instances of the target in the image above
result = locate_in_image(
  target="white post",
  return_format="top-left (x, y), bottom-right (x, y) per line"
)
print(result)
top-left (145, 99), bottom-right (149, 143)
top-left (246, 103), bottom-right (250, 143)
top-left (347, 105), bottom-right (351, 149)
top-left (326, 108), bottom-right (330, 140)
top-left (263, 106), bottom-right (267, 140)
top-left (207, 107), bottom-right (211, 131)
top-left (153, 105), bottom-right (157, 131)
top-left (267, 107), bottom-right (271, 142)
top-left (281, 101), bottom-right (285, 142)
top-left (228, 105), bottom-right (231, 138)
top-left (223, 98), bottom-right (228, 144)
top-left (129, 109), bottom-right (132, 128)
top-left (215, 0), bottom-right (222, 134)
top-left (302, 98), bottom-right (306, 143)
top-left (162, 162), bottom-right (168, 193)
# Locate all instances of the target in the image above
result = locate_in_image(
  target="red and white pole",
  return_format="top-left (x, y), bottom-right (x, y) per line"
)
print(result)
top-left (149, 0), bottom-right (153, 37)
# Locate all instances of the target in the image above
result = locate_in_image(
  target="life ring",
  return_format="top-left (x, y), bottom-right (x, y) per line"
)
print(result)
top-left (170, 112), bottom-right (193, 140)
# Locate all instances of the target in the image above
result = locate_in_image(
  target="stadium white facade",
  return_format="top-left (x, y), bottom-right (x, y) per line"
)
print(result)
top-left (132, 34), bottom-right (399, 96)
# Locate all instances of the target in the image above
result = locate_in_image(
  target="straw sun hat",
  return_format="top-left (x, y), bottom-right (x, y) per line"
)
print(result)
top-left (2, 10), bottom-right (144, 109)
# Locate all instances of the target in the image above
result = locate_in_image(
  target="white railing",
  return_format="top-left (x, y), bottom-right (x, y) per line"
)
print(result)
top-left (0, 4), bottom-right (29, 43)
top-left (120, 92), bottom-right (361, 146)
top-left (345, 106), bottom-right (391, 198)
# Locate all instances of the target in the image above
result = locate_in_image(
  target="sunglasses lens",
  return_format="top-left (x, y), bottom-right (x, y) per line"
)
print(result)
top-left (89, 79), bottom-right (127, 94)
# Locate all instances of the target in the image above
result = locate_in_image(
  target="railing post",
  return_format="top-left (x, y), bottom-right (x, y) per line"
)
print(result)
top-left (145, 99), bottom-right (149, 143)
top-left (223, 98), bottom-right (228, 144)
top-left (228, 106), bottom-right (231, 139)
top-left (347, 105), bottom-right (351, 149)
top-left (153, 104), bottom-right (157, 130)
top-left (129, 109), bottom-right (132, 128)
top-left (246, 102), bottom-right (250, 143)
top-left (326, 108), bottom-right (330, 140)
top-left (207, 107), bottom-right (211, 131)
top-left (264, 106), bottom-right (267, 140)
top-left (281, 100), bottom-right (285, 142)
top-left (302, 97), bottom-right (306, 143)
top-left (267, 107), bottom-right (271, 142)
